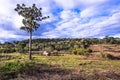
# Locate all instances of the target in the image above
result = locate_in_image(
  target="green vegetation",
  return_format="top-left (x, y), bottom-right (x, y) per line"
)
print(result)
top-left (0, 38), bottom-right (92, 54)
top-left (1, 36), bottom-right (120, 79)
top-left (73, 48), bottom-right (92, 56)
top-left (0, 61), bottom-right (35, 80)
top-left (0, 36), bottom-right (120, 55)
top-left (0, 53), bottom-right (120, 79)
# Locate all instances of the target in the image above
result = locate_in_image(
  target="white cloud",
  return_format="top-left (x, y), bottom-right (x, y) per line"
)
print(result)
top-left (53, 0), bottom-right (108, 10)
top-left (42, 6), bottom-right (120, 38)
top-left (53, 0), bottom-right (75, 9)
top-left (12, 14), bottom-right (23, 29)
top-left (0, 0), bottom-right (23, 30)
top-left (60, 10), bottom-right (78, 20)
top-left (0, 0), bottom-right (120, 42)
top-left (0, 28), bottom-right (23, 39)
top-left (0, 0), bottom-right (14, 15)
top-left (0, 28), bottom-right (39, 41)
top-left (80, 7), bottom-right (98, 18)
top-left (77, 0), bottom-right (108, 6)
top-left (113, 34), bottom-right (120, 38)
top-left (0, 0), bottom-right (54, 41)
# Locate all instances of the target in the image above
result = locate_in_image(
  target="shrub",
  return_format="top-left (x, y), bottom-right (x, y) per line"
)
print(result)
top-left (72, 50), bottom-right (77, 55)
top-left (0, 48), bottom-right (4, 53)
top-left (80, 39), bottom-right (91, 49)
top-left (0, 61), bottom-right (35, 80)
top-left (106, 54), bottom-right (120, 60)
top-left (100, 53), bottom-right (120, 60)
top-left (0, 48), bottom-right (16, 53)
top-left (52, 50), bottom-right (59, 56)
top-left (73, 48), bottom-right (92, 56)
top-left (87, 49), bottom-right (92, 53)
top-left (100, 52), bottom-right (107, 58)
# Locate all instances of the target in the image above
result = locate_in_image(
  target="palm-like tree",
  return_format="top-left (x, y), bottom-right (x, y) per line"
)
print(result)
top-left (15, 4), bottom-right (49, 60)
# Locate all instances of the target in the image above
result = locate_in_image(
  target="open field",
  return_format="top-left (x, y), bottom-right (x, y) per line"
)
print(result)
top-left (0, 55), bottom-right (120, 79)
top-left (0, 44), bottom-right (120, 80)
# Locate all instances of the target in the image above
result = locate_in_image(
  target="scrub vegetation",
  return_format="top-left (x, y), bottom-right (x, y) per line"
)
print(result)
top-left (0, 49), bottom-right (120, 80)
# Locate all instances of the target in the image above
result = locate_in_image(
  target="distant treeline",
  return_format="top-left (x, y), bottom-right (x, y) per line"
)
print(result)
top-left (0, 36), bottom-right (120, 53)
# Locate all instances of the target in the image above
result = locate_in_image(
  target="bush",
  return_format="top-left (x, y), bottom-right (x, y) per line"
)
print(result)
top-left (100, 53), bottom-right (120, 60)
top-left (73, 48), bottom-right (92, 56)
top-left (72, 50), bottom-right (77, 55)
top-left (0, 48), bottom-right (16, 53)
top-left (0, 61), bottom-right (35, 80)
top-left (0, 48), bottom-right (4, 53)
top-left (106, 54), bottom-right (120, 60)
top-left (52, 50), bottom-right (59, 56)
top-left (100, 52), bottom-right (107, 58)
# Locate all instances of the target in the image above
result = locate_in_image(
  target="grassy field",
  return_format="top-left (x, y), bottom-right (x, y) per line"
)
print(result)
top-left (0, 51), bottom-right (120, 80)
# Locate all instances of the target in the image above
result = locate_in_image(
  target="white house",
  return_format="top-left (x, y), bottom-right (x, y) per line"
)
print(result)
top-left (43, 51), bottom-right (51, 56)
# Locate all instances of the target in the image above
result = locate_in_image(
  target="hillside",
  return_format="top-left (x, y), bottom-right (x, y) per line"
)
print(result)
top-left (1, 37), bottom-right (120, 54)
top-left (90, 44), bottom-right (120, 58)
top-left (1, 37), bottom-right (120, 79)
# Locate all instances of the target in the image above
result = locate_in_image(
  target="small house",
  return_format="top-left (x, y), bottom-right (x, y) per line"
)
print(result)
top-left (43, 51), bottom-right (51, 56)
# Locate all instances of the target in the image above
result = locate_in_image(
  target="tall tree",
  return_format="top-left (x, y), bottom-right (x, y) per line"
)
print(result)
top-left (15, 4), bottom-right (49, 60)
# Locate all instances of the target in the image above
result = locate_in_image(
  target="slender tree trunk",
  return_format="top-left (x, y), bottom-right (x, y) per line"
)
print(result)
top-left (29, 31), bottom-right (32, 60)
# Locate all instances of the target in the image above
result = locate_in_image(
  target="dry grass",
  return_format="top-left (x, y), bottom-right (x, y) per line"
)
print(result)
top-left (1, 44), bottom-right (120, 80)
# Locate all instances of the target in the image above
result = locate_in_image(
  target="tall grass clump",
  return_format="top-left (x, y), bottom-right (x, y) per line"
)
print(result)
top-left (100, 52), bottom-right (107, 58)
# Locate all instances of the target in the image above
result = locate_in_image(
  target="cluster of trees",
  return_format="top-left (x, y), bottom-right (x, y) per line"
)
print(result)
top-left (90, 36), bottom-right (120, 44)
top-left (0, 42), bottom-right (16, 53)
top-left (0, 38), bottom-right (90, 53)
top-left (0, 36), bottom-right (120, 54)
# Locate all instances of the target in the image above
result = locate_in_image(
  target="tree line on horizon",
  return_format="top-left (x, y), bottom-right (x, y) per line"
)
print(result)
top-left (0, 36), bottom-right (120, 54)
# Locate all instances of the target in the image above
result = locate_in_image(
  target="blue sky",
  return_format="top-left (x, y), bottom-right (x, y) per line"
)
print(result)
top-left (0, 0), bottom-right (120, 43)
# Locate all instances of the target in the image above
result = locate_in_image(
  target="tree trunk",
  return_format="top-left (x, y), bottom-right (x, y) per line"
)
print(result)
top-left (29, 31), bottom-right (32, 60)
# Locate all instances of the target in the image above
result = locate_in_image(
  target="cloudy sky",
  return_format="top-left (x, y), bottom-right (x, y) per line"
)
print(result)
top-left (0, 0), bottom-right (120, 42)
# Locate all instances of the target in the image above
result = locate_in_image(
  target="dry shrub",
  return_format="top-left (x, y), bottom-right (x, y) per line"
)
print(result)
top-left (106, 54), bottom-right (120, 60)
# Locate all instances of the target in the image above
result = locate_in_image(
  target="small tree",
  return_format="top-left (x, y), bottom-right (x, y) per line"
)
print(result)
top-left (15, 4), bottom-right (49, 60)
top-left (17, 42), bottom-right (26, 53)
top-left (80, 39), bottom-right (90, 49)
